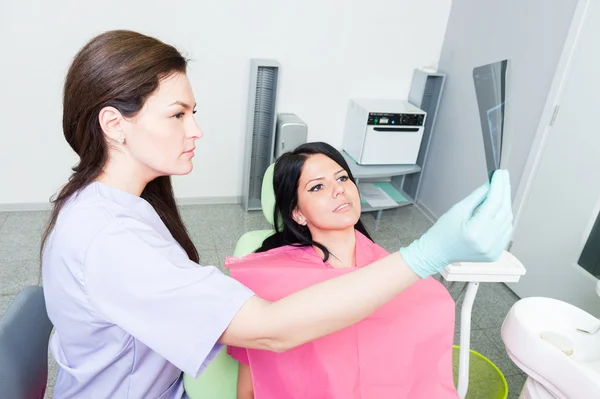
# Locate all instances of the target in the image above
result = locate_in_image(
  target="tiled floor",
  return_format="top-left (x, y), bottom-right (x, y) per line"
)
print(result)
top-left (0, 204), bottom-right (526, 398)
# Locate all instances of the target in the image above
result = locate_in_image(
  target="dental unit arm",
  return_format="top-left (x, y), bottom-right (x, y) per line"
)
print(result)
top-left (440, 252), bottom-right (526, 398)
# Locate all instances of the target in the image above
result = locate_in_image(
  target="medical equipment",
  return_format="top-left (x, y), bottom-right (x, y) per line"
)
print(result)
top-left (441, 252), bottom-right (526, 399)
top-left (274, 113), bottom-right (307, 160)
top-left (502, 296), bottom-right (600, 398)
top-left (242, 59), bottom-right (281, 211)
top-left (342, 99), bottom-right (427, 165)
top-left (402, 68), bottom-right (447, 200)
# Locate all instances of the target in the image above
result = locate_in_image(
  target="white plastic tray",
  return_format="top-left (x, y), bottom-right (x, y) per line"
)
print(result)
top-left (440, 250), bottom-right (527, 283)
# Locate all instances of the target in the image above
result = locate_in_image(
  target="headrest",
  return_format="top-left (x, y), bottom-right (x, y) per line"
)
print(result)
top-left (261, 163), bottom-right (276, 226)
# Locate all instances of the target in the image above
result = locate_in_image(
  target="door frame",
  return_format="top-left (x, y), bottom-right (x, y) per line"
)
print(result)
top-left (512, 0), bottom-right (592, 233)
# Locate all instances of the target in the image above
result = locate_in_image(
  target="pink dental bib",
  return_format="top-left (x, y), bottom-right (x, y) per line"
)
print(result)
top-left (227, 231), bottom-right (458, 399)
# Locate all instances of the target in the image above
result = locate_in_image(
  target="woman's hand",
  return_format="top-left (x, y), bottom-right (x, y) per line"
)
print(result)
top-left (400, 169), bottom-right (513, 278)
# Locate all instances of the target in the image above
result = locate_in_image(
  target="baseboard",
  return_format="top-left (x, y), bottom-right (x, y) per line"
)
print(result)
top-left (0, 203), bottom-right (52, 212)
top-left (176, 196), bottom-right (242, 206)
top-left (414, 200), bottom-right (438, 223)
top-left (0, 196), bottom-right (243, 212)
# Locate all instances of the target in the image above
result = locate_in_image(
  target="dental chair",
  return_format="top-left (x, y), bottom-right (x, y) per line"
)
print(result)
top-left (231, 163), bottom-right (277, 259)
top-left (183, 164), bottom-right (277, 399)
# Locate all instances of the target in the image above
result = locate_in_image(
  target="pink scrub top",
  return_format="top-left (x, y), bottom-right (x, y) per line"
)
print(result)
top-left (228, 231), bottom-right (458, 399)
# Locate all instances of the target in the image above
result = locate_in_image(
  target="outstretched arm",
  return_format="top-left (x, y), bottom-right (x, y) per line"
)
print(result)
top-left (219, 170), bottom-right (513, 353)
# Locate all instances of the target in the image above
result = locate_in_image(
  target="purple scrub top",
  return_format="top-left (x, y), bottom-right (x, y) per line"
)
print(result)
top-left (42, 182), bottom-right (254, 398)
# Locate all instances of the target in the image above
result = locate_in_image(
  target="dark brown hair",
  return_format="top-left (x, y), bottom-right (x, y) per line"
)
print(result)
top-left (40, 30), bottom-right (199, 263)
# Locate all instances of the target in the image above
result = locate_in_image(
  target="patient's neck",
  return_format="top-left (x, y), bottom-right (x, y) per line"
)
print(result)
top-left (310, 227), bottom-right (356, 268)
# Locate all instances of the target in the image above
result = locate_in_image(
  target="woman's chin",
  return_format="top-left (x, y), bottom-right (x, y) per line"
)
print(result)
top-left (332, 212), bottom-right (362, 229)
top-left (171, 161), bottom-right (194, 176)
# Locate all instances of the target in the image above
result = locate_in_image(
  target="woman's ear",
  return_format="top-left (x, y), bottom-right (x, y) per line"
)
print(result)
top-left (292, 208), bottom-right (307, 226)
top-left (98, 106), bottom-right (126, 144)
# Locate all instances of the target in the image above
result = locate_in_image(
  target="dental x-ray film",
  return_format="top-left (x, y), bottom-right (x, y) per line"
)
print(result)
top-left (473, 60), bottom-right (508, 181)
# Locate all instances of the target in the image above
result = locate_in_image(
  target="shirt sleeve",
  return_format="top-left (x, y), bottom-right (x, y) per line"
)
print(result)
top-left (227, 345), bottom-right (249, 365)
top-left (83, 216), bottom-right (255, 377)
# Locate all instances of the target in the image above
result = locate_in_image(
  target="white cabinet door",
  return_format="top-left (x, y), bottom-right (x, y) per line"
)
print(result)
top-left (508, 0), bottom-right (600, 316)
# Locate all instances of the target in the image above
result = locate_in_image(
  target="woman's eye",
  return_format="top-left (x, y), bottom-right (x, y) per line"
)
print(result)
top-left (338, 175), bottom-right (349, 182)
top-left (309, 184), bottom-right (323, 192)
top-left (173, 112), bottom-right (185, 119)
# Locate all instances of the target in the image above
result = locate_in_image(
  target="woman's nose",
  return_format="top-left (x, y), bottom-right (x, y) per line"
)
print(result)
top-left (187, 119), bottom-right (204, 139)
top-left (332, 182), bottom-right (345, 197)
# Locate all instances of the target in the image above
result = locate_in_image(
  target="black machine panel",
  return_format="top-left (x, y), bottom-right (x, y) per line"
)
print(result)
top-left (366, 112), bottom-right (425, 126)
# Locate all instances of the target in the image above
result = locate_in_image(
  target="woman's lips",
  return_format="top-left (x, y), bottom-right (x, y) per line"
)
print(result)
top-left (333, 203), bottom-right (352, 212)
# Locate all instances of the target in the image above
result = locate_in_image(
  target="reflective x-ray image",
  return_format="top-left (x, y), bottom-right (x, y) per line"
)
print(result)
top-left (473, 60), bottom-right (508, 180)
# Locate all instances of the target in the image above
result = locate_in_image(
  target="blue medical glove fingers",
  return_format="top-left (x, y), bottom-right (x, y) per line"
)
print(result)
top-left (484, 173), bottom-right (513, 235)
top-left (467, 172), bottom-right (511, 239)
top-left (478, 224), bottom-right (512, 262)
top-left (460, 221), bottom-right (498, 262)
top-left (399, 170), bottom-right (513, 279)
top-left (469, 196), bottom-right (514, 262)
top-left (454, 180), bottom-right (490, 217)
top-left (471, 170), bottom-right (509, 222)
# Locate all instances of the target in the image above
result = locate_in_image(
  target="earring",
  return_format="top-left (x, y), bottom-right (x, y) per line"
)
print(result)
top-left (117, 135), bottom-right (125, 145)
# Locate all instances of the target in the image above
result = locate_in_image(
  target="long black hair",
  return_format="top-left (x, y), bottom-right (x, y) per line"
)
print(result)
top-left (256, 142), bottom-right (373, 262)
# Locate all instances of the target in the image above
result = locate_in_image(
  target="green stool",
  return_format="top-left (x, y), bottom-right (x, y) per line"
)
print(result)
top-left (452, 345), bottom-right (508, 399)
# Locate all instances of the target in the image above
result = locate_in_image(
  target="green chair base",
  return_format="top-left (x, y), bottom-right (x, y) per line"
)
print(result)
top-left (183, 347), bottom-right (238, 399)
top-left (452, 345), bottom-right (508, 399)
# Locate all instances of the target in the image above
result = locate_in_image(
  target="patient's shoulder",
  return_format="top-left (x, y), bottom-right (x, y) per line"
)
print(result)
top-left (225, 244), bottom-right (314, 270)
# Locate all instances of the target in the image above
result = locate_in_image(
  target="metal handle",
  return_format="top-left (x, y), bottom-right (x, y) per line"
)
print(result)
top-left (373, 127), bottom-right (420, 132)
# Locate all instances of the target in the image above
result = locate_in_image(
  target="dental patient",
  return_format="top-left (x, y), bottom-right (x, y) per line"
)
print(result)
top-left (227, 142), bottom-right (458, 399)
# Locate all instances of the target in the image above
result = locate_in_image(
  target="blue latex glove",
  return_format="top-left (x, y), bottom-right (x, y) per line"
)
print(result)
top-left (400, 169), bottom-right (513, 278)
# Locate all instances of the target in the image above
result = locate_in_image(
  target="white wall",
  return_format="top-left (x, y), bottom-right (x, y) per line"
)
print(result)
top-left (0, 0), bottom-right (451, 207)
top-left (416, 0), bottom-right (578, 219)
